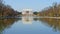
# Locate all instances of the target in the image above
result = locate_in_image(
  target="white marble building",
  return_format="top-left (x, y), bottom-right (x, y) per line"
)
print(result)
top-left (22, 9), bottom-right (33, 16)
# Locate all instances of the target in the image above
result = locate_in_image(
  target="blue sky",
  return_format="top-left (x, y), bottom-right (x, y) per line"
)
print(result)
top-left (4, 0), bottom-right (60, 12)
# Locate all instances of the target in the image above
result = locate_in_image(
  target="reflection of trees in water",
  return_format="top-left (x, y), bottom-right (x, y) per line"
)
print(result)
top-left (33, 18), bottom-right (38, 21)
top-left (24, 17), bottom-right (60, 31)
top-left (35, 18), bottom-right (60, 32)
top-left (0, 18), bottom-right (21, 34)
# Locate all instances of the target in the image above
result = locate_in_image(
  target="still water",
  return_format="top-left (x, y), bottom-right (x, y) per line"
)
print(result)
top-left (0, 17), bottom-right (60, 34)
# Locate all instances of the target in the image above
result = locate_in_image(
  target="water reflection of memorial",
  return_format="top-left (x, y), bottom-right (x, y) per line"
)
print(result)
top-left (22, 16), bottom-right (33, 24)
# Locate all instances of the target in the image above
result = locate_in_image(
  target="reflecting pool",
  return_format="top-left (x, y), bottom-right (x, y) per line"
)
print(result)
top-left (0, 17), bottom-right (60, 34)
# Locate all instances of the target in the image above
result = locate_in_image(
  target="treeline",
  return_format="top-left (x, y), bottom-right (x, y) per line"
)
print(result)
top-left (39, 3), bottom-right (60, 17)
top-left (0, 0), bottom-right (21, 17)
